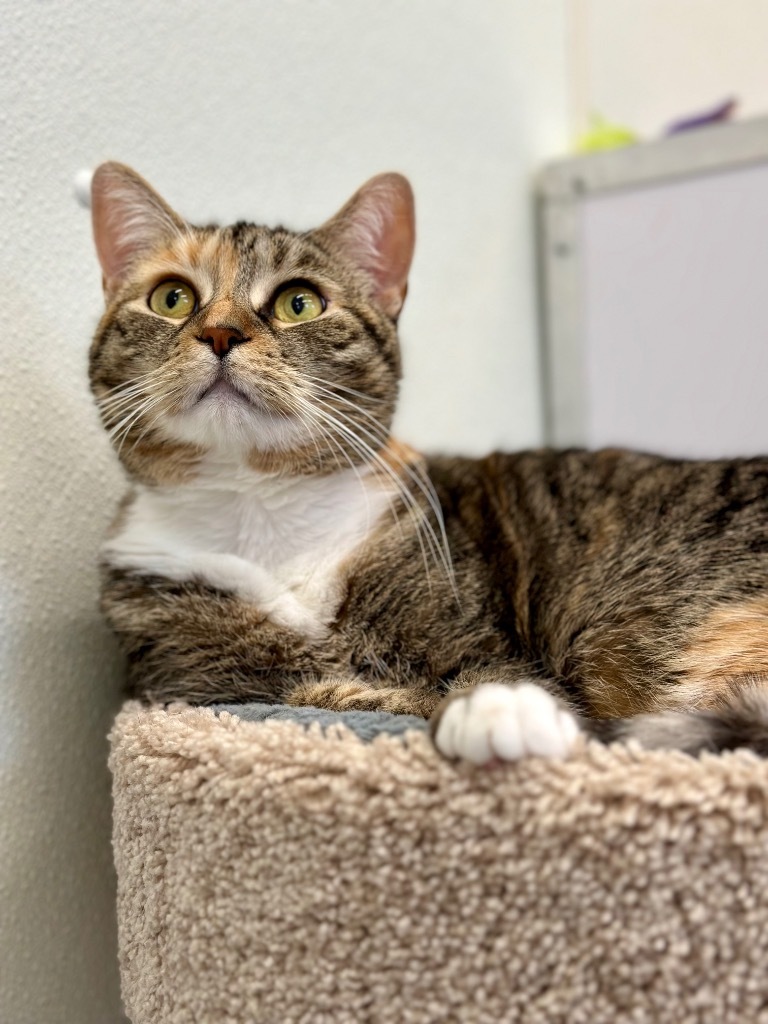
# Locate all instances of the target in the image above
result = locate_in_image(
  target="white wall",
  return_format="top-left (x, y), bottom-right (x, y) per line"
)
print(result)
top-left (569, 0), bottom-right (768, 137)
top-left (0, 2), bottom-right (568, 1020)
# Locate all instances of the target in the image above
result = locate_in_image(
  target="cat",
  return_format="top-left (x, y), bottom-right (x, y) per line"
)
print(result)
top-left (89, 162), bottom-right (768, 764)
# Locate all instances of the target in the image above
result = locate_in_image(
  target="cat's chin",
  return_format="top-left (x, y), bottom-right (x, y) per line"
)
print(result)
top-left (161, 390), bottom-right (313, 454)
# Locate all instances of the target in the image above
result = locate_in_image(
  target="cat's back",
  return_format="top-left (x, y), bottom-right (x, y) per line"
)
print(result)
top-left (426, 446), bottom-right (768, 576)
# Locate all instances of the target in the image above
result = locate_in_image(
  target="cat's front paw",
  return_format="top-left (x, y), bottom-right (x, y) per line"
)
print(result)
top-left (431, 682), bottom-right (581, 765)
top-left (286, 679), bottom-right (436, 715)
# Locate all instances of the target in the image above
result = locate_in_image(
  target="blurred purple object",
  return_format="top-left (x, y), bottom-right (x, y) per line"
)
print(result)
top-left (665, 98), bottom-right (738, 134)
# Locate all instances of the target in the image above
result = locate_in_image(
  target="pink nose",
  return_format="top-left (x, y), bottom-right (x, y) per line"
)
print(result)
top-left (197, 325), bottom-right (248, 359)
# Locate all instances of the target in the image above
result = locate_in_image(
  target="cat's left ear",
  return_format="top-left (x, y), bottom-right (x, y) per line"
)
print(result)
top-left (91, 162), bottom-right (188, 298)
top-left (315, 173), bottom-right (415, 318)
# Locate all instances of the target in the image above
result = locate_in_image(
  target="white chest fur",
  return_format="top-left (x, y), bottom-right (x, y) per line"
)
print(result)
top-left (103, 456), bottom-right (395, 636)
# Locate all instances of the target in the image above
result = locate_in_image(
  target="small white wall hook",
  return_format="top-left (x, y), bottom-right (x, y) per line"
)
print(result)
top-left (74, 168), bottom-right (93, 208)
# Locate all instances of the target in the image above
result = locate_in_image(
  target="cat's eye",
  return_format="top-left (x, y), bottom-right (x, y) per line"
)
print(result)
top-left (272, 284), bottom-right (325, 324)
top-left (148, 280), bottom-right (198, 319)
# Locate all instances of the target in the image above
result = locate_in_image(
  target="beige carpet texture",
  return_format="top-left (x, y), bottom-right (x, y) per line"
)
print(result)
top-left (110, 703), bottom-right (768, 1024)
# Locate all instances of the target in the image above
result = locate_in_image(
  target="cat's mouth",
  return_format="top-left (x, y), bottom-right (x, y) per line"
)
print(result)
top-left (198, 378), bottom-right (255, 406)
top-left (195, 375), bottom-right (279, 416)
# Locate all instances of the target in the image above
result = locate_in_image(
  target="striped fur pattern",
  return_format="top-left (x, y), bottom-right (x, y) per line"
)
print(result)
top-left (90, 163), bottom-right (768, 761)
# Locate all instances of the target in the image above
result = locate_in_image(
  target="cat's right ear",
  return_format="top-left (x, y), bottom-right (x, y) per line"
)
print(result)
top-left (91, 163), bottom-right (187, 298)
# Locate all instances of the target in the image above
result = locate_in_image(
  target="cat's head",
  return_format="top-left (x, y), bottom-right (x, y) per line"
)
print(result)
top-left (89, 163), bottom-right (414, 483)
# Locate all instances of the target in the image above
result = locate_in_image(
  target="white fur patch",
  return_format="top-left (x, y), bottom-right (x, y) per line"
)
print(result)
top-left (103, 455), bottom-right (396, 636)
top-left (166, 390), bottom-right (313, 453)
top-left (434, 682), bottom-right (581, 764)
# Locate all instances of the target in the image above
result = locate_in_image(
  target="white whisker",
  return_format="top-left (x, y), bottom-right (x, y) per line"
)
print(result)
top-left (287, 391), bottom-right (380, 534)
top-left (305, 373), bottom-right (387, 408)
top-left (305, 382), bottom-right (457, 597)
top-left (107, 382), bottom-right (186, 455)
top-left (299, 387), bottom-right (457, 599)
top-left (97, 367), bottom-right (176, 407)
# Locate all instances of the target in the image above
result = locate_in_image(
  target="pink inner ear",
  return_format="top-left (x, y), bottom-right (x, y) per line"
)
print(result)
top-left (322, 173), bottom-right (416, 318)
top-left (91, 163), bottom-right (184, 295)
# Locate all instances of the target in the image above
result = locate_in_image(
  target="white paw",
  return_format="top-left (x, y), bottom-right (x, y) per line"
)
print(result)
top-left (434, 682), bottom-right (581, 765)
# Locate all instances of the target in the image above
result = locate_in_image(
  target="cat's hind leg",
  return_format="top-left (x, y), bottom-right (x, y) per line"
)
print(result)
top-left (591, 677), bottom-right (768, 756)
top-left (595, 596), bottom-right (768, 755)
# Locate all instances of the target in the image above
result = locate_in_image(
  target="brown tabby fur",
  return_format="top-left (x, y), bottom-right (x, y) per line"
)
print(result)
top-left (91, 164), bottom-right (768, 756)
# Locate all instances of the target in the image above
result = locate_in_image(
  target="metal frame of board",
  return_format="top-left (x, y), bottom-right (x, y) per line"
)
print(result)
top-left (536, 115), bottom-right (768, 446)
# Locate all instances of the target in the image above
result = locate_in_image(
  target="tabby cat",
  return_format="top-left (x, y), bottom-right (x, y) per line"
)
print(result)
top-left (89, 162), bottom-right (768, 764)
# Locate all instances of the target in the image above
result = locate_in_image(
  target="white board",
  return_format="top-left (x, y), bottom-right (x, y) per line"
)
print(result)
top-left (538, 117), bottom-right (768, 458)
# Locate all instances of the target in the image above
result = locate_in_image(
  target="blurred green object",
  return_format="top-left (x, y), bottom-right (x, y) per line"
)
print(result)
top-left (575, 115), bottom-right (639, 153)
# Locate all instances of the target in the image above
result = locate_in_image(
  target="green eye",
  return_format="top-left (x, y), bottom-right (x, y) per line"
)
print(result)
top-left (148, 280), bottom-right (197, 319)
top-left (273, 284), bottom-right (325, 324)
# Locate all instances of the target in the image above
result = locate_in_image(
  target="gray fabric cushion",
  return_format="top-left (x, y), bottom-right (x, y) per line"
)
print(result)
top-left (213, 703), bottom-right (427, 742)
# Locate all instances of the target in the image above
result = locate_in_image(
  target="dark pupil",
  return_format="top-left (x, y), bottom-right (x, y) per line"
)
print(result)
top-left (291, 294), bottom-right (305, 316)
top-left (166, 288), bottom-right (182, 309)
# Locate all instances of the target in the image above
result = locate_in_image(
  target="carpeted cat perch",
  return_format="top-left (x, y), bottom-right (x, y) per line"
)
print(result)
top-left (110, 702), bottom-right (768, 1024)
